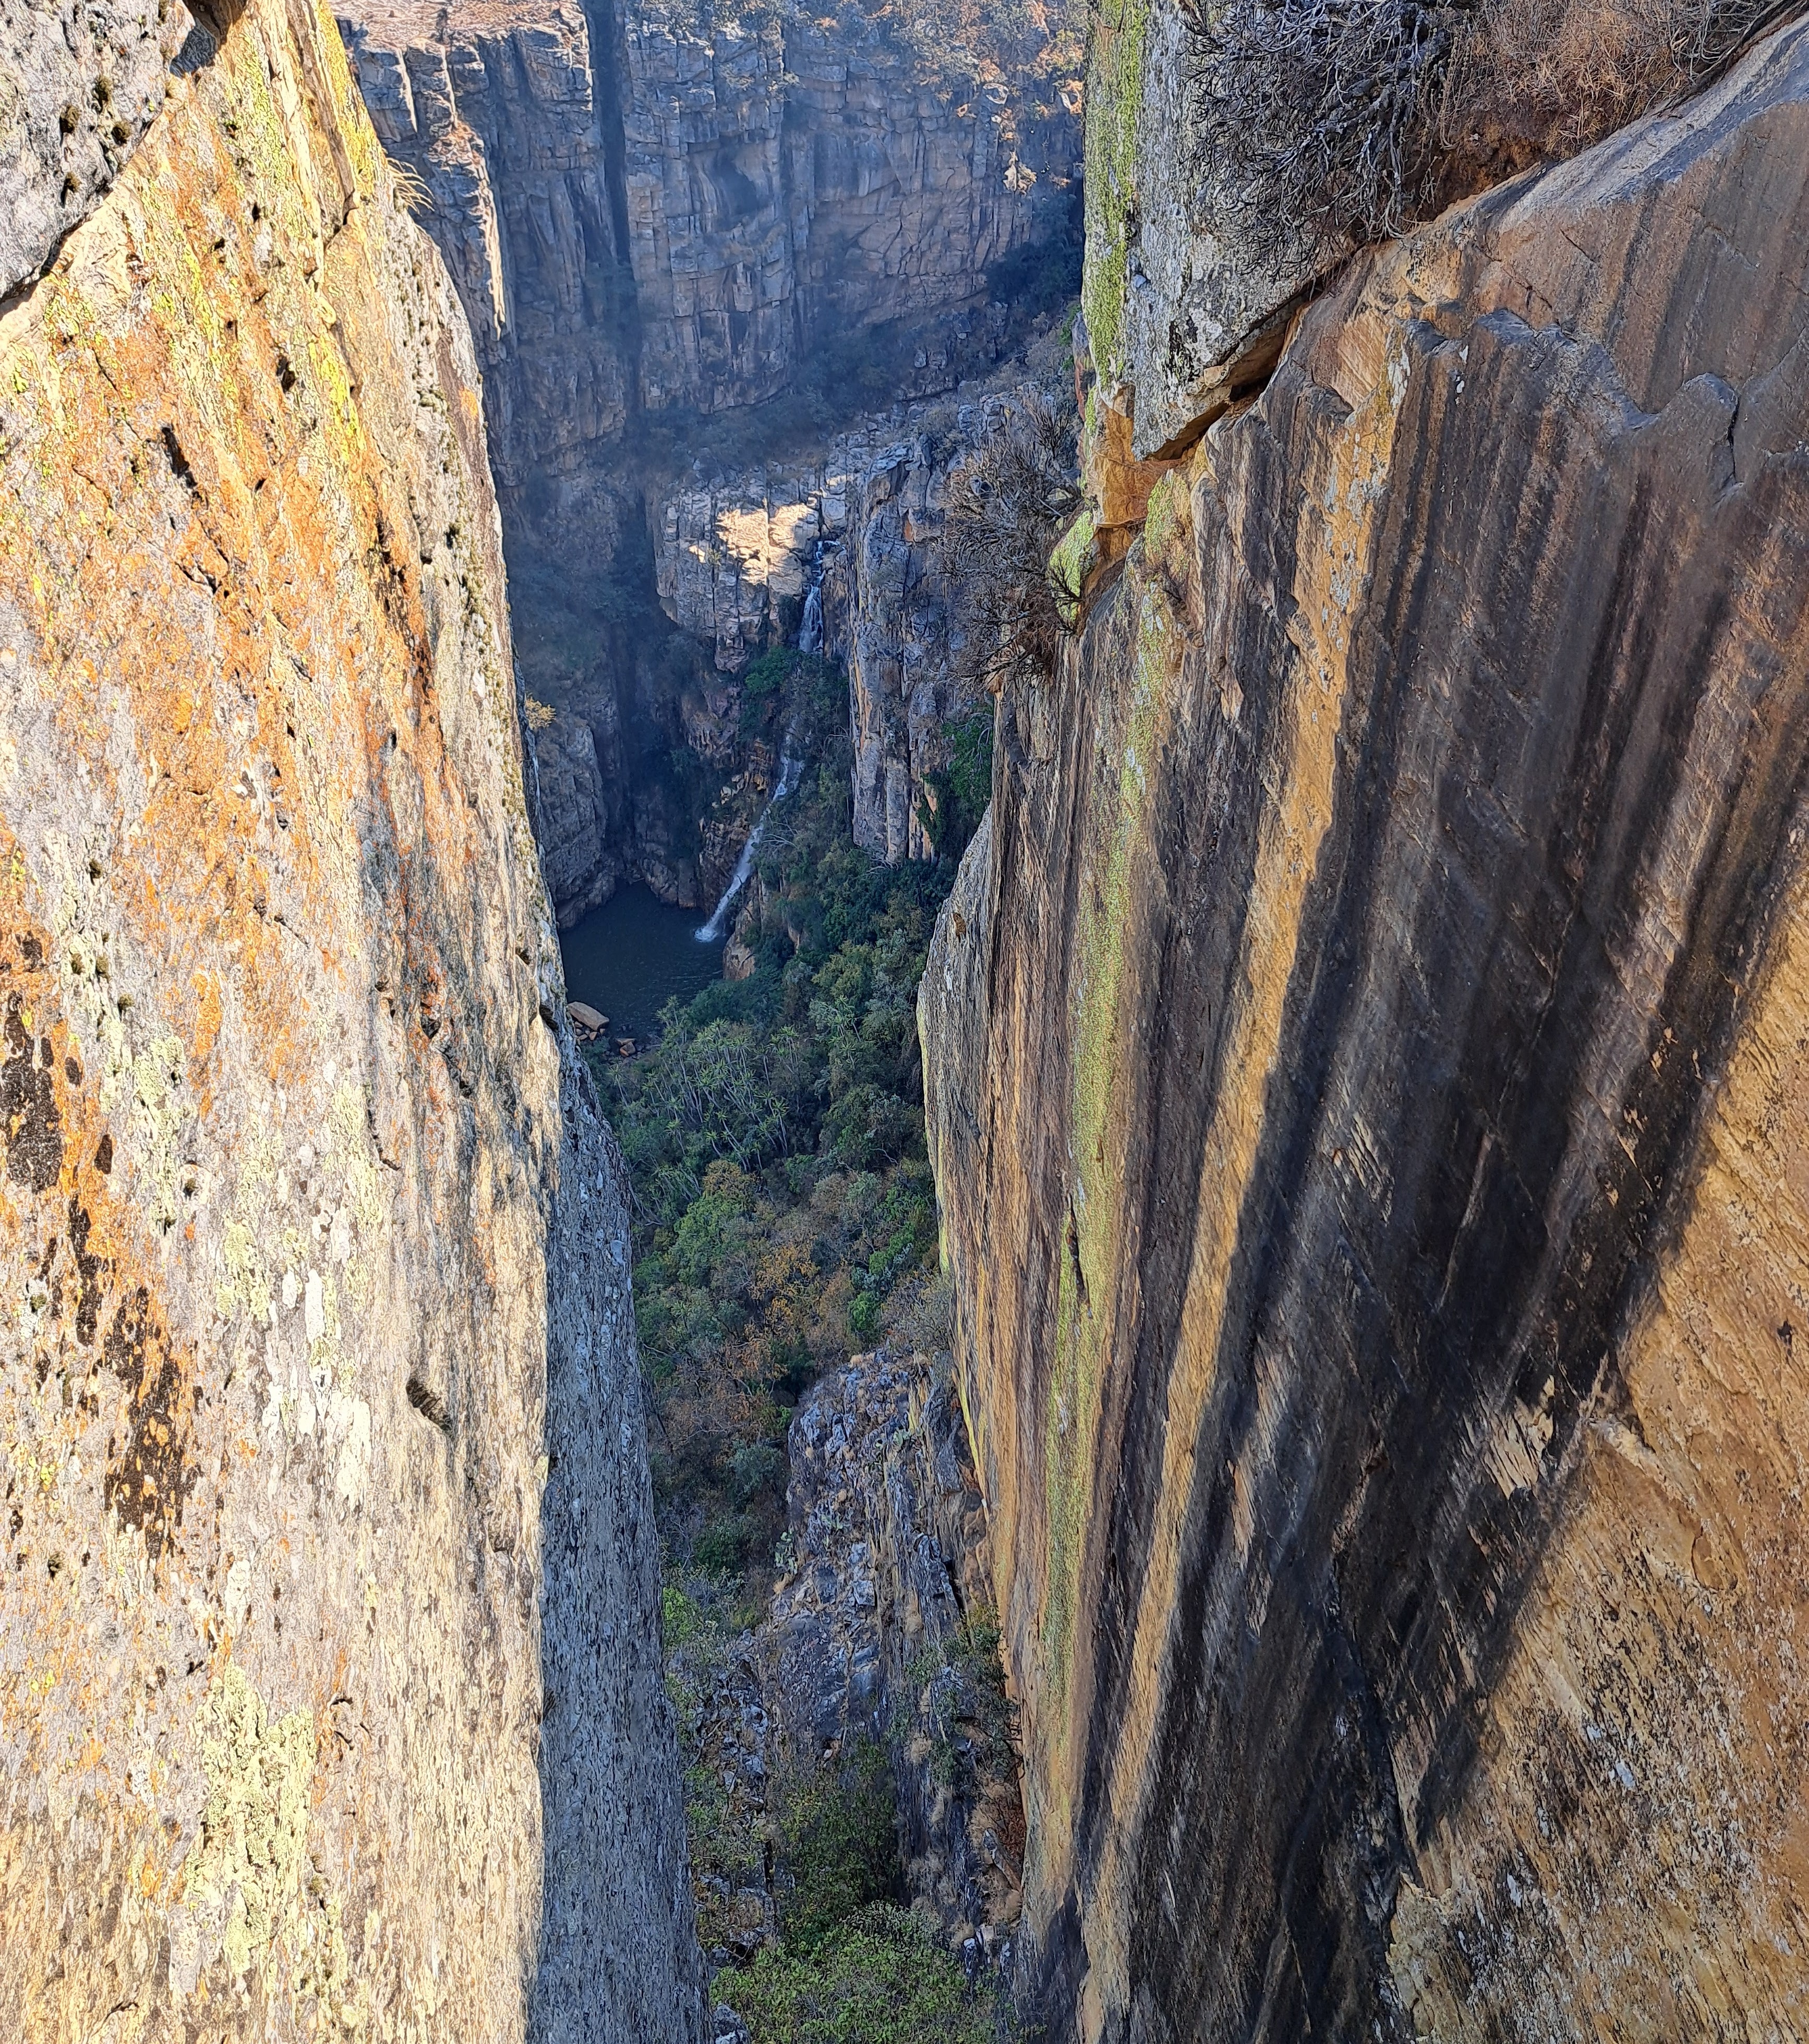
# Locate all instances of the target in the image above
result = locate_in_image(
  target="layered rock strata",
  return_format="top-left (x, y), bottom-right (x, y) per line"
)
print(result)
top-left (925, 24), bottom-right (1809, 2040)
top-left (332, 0), bottom-right (1079, 488)
top-left (0, 2), bottom-right (700, 2033)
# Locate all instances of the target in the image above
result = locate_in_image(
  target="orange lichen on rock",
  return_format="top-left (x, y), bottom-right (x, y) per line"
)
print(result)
top-left (0, 0), bottom-right (702, 2035)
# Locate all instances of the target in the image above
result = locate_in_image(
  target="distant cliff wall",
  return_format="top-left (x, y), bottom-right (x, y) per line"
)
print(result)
top-left (333, 0), bottom-right (1079, 489)
top-left (327, 0), bottom-right (1078, 923)
top-left (648, 404), bottom-right (995, 862)
top-left (0, 1), bottom-right (701, 2033)
top-left (925, 23), bottom-right (1809, 2040)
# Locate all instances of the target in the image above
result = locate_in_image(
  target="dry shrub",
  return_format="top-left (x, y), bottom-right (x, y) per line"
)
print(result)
top-left (1186, 0), bottom-right (1468, 271)
top-left (1441, 0), bottom-right (1793, 168)
top-left (942, 390), bottom-right (1083, 694)
top-left (1186, 0), bottom-right (1797, 268)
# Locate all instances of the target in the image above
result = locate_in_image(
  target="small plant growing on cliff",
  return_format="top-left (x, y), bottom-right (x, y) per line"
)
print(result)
top-left (906, 1604), bottom-right (1019, 1795)
top-left (942, 391), bottom-right (1083, 694)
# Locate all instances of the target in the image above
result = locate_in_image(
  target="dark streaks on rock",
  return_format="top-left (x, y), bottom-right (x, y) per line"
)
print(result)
top-left (926, 24), bottom-right (1809, 2040)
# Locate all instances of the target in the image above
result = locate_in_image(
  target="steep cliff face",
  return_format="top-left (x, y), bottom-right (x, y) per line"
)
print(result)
top-left (649, 359), bottom-right (1084, 868)
top-left (0, 2), bottom-right (701, 2034)
top-left (652, 415), bottom-right (985, 861)
top-left (330, 0), bottom-right (1078, 923)
top-left (333, 0), bottom-right (1078, 485)
top-left (925, 24), bottom-right (1809, 2040)
top-left (2, 0), bottom-right (199, 297)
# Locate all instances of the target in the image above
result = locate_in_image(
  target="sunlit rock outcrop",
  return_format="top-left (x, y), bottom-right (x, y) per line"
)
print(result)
top-left (0, 2), bottom-right (701, 2031)
top-left (926, 24), bottom-right (1809, 2039)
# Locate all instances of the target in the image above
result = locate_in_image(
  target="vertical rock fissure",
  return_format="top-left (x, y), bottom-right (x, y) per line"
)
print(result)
top-left (577, 0), bottom-right (641, 383)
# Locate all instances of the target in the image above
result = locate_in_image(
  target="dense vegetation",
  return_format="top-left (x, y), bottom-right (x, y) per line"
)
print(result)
top-left (589, 648), bottom-right (975, 1585)
top-left (715, 1907), bottom-right (998, 2044)
top-left (587, 647), bottom-right (1010, 2039)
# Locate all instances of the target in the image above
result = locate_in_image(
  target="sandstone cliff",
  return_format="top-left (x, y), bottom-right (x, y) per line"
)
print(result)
top-left (0, 2), bottom-right (701, 2034)
top-left (925, 21), bottom-right (1809, 2040)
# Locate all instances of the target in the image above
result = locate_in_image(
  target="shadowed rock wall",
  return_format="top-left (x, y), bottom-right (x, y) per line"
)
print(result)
top-left (328, 0), bottom-right (1079, 926)
top-left (925, 24), bottom-right (1809, 2040)
top-left (333, 0), bottom-right (1079, 489)
top-left (0, 0), bottom-right (702, 2033)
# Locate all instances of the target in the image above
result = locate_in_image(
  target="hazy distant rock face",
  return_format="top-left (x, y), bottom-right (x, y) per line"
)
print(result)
top-left (648, 397), bottom-right (1016, 862)
top-left (0, 0), bottom-right (195, 297)
top-left (333, 0), bottom-right (1080, 488)
top-left (656, 461), bottom-right (838, 671)
top-left (0, 0), bottom-right (702, 2033)
top-left (928, 25), bottom-right (1809, 2040)
top-left (530, 706), bottom-right (623, 925)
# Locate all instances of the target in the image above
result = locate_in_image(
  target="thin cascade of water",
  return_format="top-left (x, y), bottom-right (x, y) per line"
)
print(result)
top-left (797, 538), bottom-right (825, 655)
top-left (695, 729), bottom-right (805, 943)
top-left (696, 542), bottom-right (827, 945)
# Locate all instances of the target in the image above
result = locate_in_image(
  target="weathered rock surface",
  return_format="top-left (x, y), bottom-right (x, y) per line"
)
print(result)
top-left (652, 364), bottom-right (1077, 861)
top-left (0, 0), bottom-right (197, 299)
top-left (1079, 0), bottom-right (1330, 464)
top-left (529, 703), bottom-right (623, 925)
top-left (668, 1349), bottom-right (1024, 1975)
top-left (0, 0), bottom-right (701, 2033)
top-left (768, 1349), bottom-right (1026, 1950)
top-left (828, 426), bottom-right (988, 866)
top-left (925, 23), bottom-right (1809, 2040)
top-left (656, 455), bottom-right (840, 672)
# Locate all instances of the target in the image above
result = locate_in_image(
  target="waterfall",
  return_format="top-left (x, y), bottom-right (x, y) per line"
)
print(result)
top-left (797, 539), bottom-right (825, 655)
top-left (695, 729), bottom-right (805, 944)
top-left (696, 540), bottom-right (826, 945)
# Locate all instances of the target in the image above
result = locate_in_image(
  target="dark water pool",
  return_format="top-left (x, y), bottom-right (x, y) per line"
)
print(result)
top-left (559, 886), bottom-right (725, 1042)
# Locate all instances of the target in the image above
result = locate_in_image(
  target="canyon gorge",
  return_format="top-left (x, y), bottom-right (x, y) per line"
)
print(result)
top-left (5, 0), bottom-right (1809, 2037)
top-left (332, 0), bottom-right (1082, 917)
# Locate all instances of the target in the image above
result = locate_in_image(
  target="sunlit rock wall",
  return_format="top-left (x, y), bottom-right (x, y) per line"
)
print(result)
top-left (925, 26), bottom-right (1809, 2039)
top-left (0, 1), bottom-right (702, 2033)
